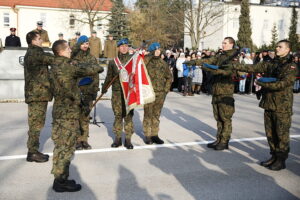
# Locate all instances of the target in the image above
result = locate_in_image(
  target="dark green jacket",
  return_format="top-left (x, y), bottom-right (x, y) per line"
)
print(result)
top-left (71, 45), bottom-right (104, 97)
top-left (234, 55), bottom-right (297, 113)
top-left (51, 56), bottom-right (103, 119)
top-left (102, 53), bottom-right (132, 92)
top-left (145, 55), bottom-right (172, 93)
top-left (195, 49), bottom-right (239, 96)
top-left (24, 45), bottom-right (54, 103)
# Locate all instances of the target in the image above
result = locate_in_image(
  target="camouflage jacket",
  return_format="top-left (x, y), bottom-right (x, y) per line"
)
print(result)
top-left (102, 53), bottom-right (132, 92)
top-left (194, 49), bottom-right (239, 96)
top-left (50, 56), bottom-right (103, 119)
top-left (71, 45), bottom-right (104, 97)
top-left (144, 55), bottom-right (172, 93)
top-left (24, 45), bottom-right (54, 103)
top-left (234, 55), bottom-right (297, 113)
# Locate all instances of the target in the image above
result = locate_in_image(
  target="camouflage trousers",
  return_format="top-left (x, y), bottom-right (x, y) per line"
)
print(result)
top-left (111, 90), bottom-right (134, 138)
top-left (51, 118), bottom-right (79, 179)
top-left (78, 94), bottom-right (93, 142)
top-left (143, 92), bottom-right (167, 137)
top-left (27, 101), bottom-right (48, 153)
top-left (212, 94), bottom-right (235, 143)
top-left (264, 110), bottom-right (291, 156)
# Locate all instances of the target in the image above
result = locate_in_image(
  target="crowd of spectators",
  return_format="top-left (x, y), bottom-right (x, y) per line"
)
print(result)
top-left (161, 47), bottom-right (300, 95)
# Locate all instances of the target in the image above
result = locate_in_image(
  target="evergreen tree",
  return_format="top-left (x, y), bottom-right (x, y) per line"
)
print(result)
top-left (288, 7), bottom-right (299, 52)
top-left (270, 23), bottom-right (278, 50)
top-left (108, 0), bottom-right (129, 40)
top-left (237, 0), bottom-right (253, 50)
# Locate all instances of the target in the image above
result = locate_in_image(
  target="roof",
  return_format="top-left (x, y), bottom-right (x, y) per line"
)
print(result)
top-left (0, 0), bottom-right (113, 11)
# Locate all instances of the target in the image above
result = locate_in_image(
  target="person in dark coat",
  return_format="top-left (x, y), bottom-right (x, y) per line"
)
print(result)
top-left (5, 28), bottom-right (21, 47)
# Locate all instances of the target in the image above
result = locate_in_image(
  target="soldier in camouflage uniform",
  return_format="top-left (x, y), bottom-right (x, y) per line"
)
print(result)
top-left (71, 35), bottom-right (103, 150)
top-left (143, 42), bottom-right (172, 145)
top-left (24, 31), bottom-right (54, 163)
top-left (232, 40), bottom-right (297, 171)
top-left (186, 37), bottom-right (239, 150)
top-left (102, 38), bottom-right (134, 149)
top-left (50, 40), bottom-right (103, 192)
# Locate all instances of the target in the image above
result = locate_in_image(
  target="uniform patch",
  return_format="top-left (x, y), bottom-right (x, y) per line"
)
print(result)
top-left (291, 65), bottom-right (296, 69)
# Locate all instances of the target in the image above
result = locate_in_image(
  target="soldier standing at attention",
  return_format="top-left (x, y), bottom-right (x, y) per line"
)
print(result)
top-left (101, 38), bottom-right (134, 149)
top-left (24, 31), bottom-right (54, 162)
top-left (71, 35), bottom-right (104, 150)
top-left (143, 42), bottom-right (172, 144)
top-left (69, 32), bottom-right (80, 49)
top-left (33, 21), bottom-right (50, 47)
top-left (232, 40), bottom-right (297, 171)
top-left (186, 37), bottom-right (238, 150)
top-left (5, 27), bottom-right (21, 47)
top-left (104, 34), bottom-right (118, 59)
top-left (89, 30), bottom-right (102, 58)
top-left (51, 40), bottom-right (103, 192)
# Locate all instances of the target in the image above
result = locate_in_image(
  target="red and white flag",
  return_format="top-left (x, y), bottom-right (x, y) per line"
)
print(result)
top-left (114, 52), bottom-right (155, 113)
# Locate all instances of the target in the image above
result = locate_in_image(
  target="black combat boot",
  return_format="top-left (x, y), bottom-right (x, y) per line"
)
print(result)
top-left (111, 137), bottom-right (122, 148)
top-left (52, 178), bottom-right (81, 192)
top-left (26, 152), bottom-right (49, 163)
top-left (76, 142), bottom-right (83, 150)
top-left (81, 141), bottom-right (92, 150)
top-left (214, 141), bottom-right (229, 151)
top-left (260, 154), bottom-right (276, 167)
top-left (144, 136), bottom-right (153, 145)
top-left (268, 153), bottom-right (287, 171)
top-left (124, 138), bottom-right (134, 149)
top-left (151, 136), bottom-right (164, 144)
top-left (207, 139), bottom-right (220, 148)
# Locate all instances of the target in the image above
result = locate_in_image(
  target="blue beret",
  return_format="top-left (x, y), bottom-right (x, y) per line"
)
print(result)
top-left (203, 63), bottom-right (219, 70)
top-left (258, 77), bottom-right (277, 83)
top-left (77, 35), bottom-right (89, 45)
top-left (148, 42), bottom-right (160, 52)
top-left (117, 38), bottom-right (129, 47)
top-left (78, 77), bottom-right (93, 86)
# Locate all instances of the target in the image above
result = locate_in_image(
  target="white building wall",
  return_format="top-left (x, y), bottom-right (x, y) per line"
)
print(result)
top-left (184, 3), bottom-right (300, 50)
top-left (0, 6), bottom-right (111, 47)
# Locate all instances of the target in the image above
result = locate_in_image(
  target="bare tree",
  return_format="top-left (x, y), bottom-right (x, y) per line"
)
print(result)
top-left (167, 0), bottom-right (225, 49)
top-left (61, 0), bottom-right (111, 34)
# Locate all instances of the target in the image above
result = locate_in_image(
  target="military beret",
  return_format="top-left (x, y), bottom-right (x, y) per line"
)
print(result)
top-left (10, 27), bottom-right (16, 32)
top-left (117, 38), bottom-right (129, 47)
top-left (257, 77), bottom-right (277, 83)
top-left (75, 31), bottom-right (81, 36)
top-left (203, 63), bottom-right (219, 70)
top-left (79, 77), bottom-right (93, 86)
top-left (77, 35), bottom-right (89, 45)
top-left (37, 21), bottom-right (43, 26)
top-left (148, 42), bottom-right (160, 52)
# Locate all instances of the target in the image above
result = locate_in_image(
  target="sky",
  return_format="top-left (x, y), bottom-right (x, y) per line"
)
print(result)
top-left (123, 0), bottom-right (137, 8)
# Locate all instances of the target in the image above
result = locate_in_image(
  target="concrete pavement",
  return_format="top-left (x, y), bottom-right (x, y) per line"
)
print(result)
top-left (0, 92), bottom-right (299, 200)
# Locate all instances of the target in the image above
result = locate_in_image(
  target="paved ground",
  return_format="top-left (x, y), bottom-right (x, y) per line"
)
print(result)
top-left (0, 92), bottom-right (299, 200)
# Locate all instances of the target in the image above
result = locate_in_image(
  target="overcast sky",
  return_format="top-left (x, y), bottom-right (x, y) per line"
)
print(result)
top-left (123, 0), bottom-right (137, 8)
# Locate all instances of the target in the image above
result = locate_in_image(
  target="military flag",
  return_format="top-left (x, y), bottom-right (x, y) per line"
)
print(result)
top-left (114, 52), bottom-right (155, 113)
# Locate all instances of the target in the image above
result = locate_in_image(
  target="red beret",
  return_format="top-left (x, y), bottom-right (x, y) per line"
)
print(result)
top-left (10, 28), bottom-right (16, 31)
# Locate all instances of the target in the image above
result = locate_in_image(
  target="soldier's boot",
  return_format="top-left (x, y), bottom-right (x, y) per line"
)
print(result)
top-left (268, 153), bottom-right (287, 171)
top-left (260, 154), bottom-right (276, 167)
top-left (82, 141), bottom-right (92, 150)
top-left (26, 152), bottom-right (49, 163)
top-left (151, 136), bottom-right (164, 144)
top-left (144, 136), bottom-right (153, 145)
top-left (214, 141), bottom-right (229, 151)
top-left (111, 136), bottom-right (122, 148)
top-left (207, 138), bottom-right (220, 148)
top-left (52, 178), bottom-right (81, 193)
top-left (76, 142), bottom-right (83, 150)
top-left (188, 92), bottom-right (194, 96)
top-left (124, 138), bottom-right (134, 149)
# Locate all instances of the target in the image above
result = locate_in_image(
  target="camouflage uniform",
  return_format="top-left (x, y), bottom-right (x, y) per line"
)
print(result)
top-left (194, 49), bottom-right (239, 143)
top-left (50, 56), bottom-right (103, 179)
top-left (71, 45), bottom-right (103, 143)
top-left (234, 55), bottom-right (297, 158)
top-left (24, 45), bottom-right (54, 153)
top-left (143, 55), bottom-right (172, 137)
top-left (102, 53), bottom-right (134, 138)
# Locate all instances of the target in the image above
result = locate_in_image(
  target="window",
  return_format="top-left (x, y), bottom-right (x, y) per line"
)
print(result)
top-left (3, 13), bottom-right (9, 27)
top-left (97, 17), bottom-right (102, 30)
top-left (69, 14), bottom-right (75, 28)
